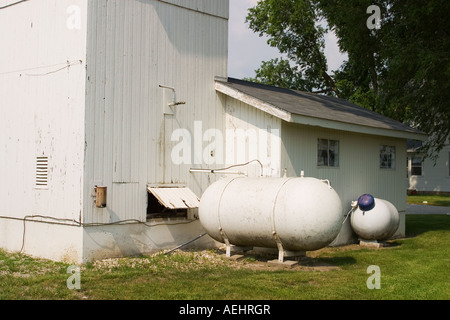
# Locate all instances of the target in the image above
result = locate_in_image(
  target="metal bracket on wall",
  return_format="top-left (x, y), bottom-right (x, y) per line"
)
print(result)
top-left (159, 85), bottom-right (186, 115)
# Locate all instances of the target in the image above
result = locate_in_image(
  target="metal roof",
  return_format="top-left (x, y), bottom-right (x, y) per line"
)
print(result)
top-left (147, 186), bottom-right (200, 210)
top-left (215, 77), bottom-right (427, 140)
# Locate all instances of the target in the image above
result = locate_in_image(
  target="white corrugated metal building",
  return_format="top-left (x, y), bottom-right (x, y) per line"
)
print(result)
top-left (0, 0), bottom-right (229, 263)
top-left (0, 0), bottom-right (426, 263)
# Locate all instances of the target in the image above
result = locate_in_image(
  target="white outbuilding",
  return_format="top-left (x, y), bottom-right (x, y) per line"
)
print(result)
top-left (407, 138), bottom-right (450, 195)
top-left (0, 0), bottom-right (426, 263)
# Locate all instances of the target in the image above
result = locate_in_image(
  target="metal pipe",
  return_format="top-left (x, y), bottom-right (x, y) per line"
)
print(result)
top-left (165, 233), bottom-right (207, 255)
top-left (159, 84), bottom-right (186, 106)
top-left (189, 169), bottom-right (247, 175)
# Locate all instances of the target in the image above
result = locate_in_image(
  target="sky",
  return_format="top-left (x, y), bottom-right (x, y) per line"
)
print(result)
top-left (227, 0), bottom-right (348, 80)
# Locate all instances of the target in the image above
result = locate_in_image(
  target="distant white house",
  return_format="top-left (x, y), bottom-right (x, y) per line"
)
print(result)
top-left (0, 0), bottom-right (426, 263)
top-left (407, 138), bottom-right (450, 195)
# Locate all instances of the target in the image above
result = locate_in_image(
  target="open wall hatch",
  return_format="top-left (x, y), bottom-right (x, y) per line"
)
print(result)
top-left (147, 185), bottom-right (200, 220)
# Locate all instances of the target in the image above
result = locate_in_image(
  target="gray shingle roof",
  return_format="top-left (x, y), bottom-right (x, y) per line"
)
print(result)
top-left (217, 77), bottom-right (425, 136)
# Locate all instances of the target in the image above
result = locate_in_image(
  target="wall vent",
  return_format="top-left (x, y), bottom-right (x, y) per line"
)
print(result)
top-left (35, 156), bottom-right (49, 189)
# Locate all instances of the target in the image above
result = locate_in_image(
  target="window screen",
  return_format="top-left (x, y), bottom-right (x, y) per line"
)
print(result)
top-left (380, 145), bottom-right (396, 169)
top-left (318, 139), bottom-right (339, 167)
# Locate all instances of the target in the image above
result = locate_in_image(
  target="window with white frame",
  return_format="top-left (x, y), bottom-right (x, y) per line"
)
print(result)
top-left (380, 145), bottom-right (396, 169)
top-left (318, 139), bottom-right (339, 167)
top-left (411, 157), bottom-right (423, 176)
top-left (406, 157), bottom-right (409, 178)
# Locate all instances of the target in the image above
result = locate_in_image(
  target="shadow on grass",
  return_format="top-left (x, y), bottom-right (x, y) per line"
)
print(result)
top-left (228, 250), bottom-right (357, 271)
top-left (406, 214), bottom-right (450, 237)
top-left (299, 256), bottom-right (357, 268)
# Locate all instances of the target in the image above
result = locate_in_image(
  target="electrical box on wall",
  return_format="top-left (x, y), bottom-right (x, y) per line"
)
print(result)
top-left (94, 186), bottom-right (107, 208)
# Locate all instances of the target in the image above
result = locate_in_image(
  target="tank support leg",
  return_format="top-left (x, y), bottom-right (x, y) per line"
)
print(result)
top-left (272, 232), bottom-right (305, 265)
top-left (223, 238), bottom-right (232, 258)
top-left (220, 229), bottom-right (252, 258)
top-left (219, 228), bottom-right (232, 258)
top-left (224, 244), bottom-right (253, 259)
top-left (276, 242), bottom-right (285, 263)
top-left (273, 233), bottom-right (290, 263)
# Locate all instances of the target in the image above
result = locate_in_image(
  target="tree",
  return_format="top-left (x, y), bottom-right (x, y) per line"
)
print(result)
top-left (246, 0), bottom-right (450, 160)
top-left (378, 0), bottom-right (450, 160)
top-left (243, 58), bottom-right (311, 91)
top-left (246, 0), bottom-right (338, 96)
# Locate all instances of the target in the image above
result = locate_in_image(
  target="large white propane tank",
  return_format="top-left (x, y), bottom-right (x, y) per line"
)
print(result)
top-left (198, 176), bottom-right (344, 252)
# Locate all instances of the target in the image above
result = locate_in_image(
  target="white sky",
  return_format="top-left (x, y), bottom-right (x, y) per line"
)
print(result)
top-left (228, 0), bottom-right (348, 80)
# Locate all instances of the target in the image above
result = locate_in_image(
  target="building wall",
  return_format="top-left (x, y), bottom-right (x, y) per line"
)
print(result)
top-left (218, 95), bottom-right (408, 246)
top-left (408, 143), bottom-right (450, 194)
top-left (82, 220), bottom-right (217, 262)
top-left (80, 0), bottom-right (229, 260)
top-left (281, 122), bottom-right (407, 211)
top-left (224, 97), bottom-right (282, 177)
top-left (83, 0), bottom-right (228, 225)
top-left (160, 0), bottom-right (229, 17)
top-left (281, 122), bottom-right (407, 243)
top-left (0, 0), bottom-right (88, 261)
top-left (0, 0), bottom-right (229, 262)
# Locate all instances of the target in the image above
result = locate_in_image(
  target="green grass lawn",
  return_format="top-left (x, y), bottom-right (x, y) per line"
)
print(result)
top-left (0, 215), bottom-right (449, 300)
top-left (407, 194), bottom-right (450, 206)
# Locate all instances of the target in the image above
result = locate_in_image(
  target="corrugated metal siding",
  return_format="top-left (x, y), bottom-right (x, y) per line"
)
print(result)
top-left (224, 97), bottom-right (282, 177)
top-left (0, 0), bottom-right (88, 221)
top-left (83, 0), bottom-right (228, 223)
top-left (159, 0), bottom-right (229, 19)
top-left (109, 183), bottom-right (142, 223)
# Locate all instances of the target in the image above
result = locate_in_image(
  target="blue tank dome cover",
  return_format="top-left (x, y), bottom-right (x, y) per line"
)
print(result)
top-left (358, 194), bottom-right (375, 211)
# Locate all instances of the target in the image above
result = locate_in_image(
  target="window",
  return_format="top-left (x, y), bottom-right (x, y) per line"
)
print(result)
top-left (411, 157), bottom-right (423, 176)
top-left (380, 145), bottom-right (396, 169)
top-left (318, 139), bottom-right (339, 167)
top-left (406, 157), bottom-right (409, 178)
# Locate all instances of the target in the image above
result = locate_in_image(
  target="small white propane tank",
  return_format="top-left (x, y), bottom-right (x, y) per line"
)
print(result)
top-left (350, 194), bottom-right (400, 241)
